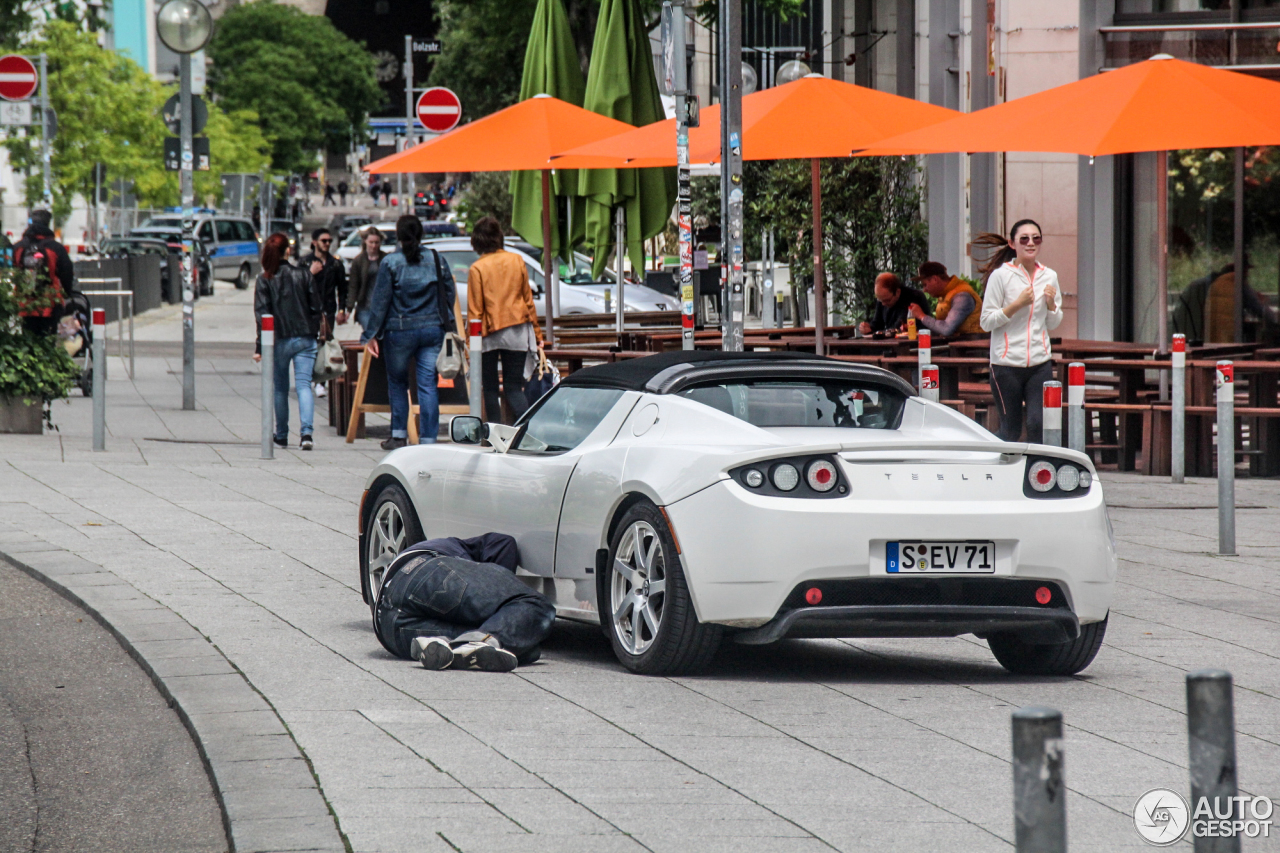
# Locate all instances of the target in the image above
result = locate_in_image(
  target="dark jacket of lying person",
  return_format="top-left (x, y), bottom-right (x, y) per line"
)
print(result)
top-left (374, 533), bottom-right (556, 672)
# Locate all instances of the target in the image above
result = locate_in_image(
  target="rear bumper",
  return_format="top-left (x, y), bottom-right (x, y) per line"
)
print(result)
top-left (731, 604), bottom-right (1080, 645)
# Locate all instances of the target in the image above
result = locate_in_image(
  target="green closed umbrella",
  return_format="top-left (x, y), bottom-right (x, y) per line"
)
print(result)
top-left (510, 0), bottom-right (585, 270)
top-left (578, 0), bottom-right (676, 278)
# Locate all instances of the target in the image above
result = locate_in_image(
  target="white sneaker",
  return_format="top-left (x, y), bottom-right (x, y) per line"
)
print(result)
top-left (411, 636), bottom-right (453, 670)
top-left (451, 641), bottom-right (518, 672)
top-left (314, 382), bottom-right (327, 398)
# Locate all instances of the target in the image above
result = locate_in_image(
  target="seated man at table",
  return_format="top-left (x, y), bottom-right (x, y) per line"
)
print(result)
top-left (858, 272), bottom-right (930, 336)
top-left (908, 261), bottom-right (984, 338)
top-left (373, 533), bottom-right (556, 672)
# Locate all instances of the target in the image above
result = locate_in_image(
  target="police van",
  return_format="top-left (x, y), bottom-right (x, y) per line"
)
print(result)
top-left (140, 210), bottom-right (261, 289)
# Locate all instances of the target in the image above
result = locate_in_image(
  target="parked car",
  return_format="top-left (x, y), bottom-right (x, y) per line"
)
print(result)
top-left (330, 214), bottom-right (373, 242)
top-left (140, 211), bottom-right (260, 289)
top-left (359, 351), bottom-right (1116, 677)
top-left (119, 231), bottom-right (214, 297)
top-left (336, 223), bottom-right (397, 271)
top-left (267, 219), bottom-right (301, 251)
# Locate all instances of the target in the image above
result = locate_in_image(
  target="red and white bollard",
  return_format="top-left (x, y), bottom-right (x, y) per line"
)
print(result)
top-left (260, 315), bottom-right (274, 460)
top-left (920, 364), bottom-right (939, 403)
top-left (1217, 360), bottom-right (1235, 555)
top-left (1172, 334), bottom-right (1186, 484)
top-left (1067, 363), bottom-right (1085, 455)
top-left (917, 328), bottom-right (931, 391)
top-left (92, 308), bottom-right (106, 452)
top-left (1042, 381), bottom-right (1063, 447)
top-left (469, 318), bottom-right (483, 418)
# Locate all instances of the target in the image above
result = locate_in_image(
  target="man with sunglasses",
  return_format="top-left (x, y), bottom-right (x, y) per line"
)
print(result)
top-left (299, 228), bottom-right (349, 399)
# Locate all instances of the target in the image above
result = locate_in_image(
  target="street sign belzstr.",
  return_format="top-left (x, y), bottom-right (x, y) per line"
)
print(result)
top-left (0, 55), bottom-right (38, 101)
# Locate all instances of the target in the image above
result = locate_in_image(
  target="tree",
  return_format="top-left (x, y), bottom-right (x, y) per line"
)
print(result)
top-left (455, 172), bottom-right (514, 234)
top-left (2, 22), bottom-right (271, 218)
top-left (0, 0), bottom-right (109, 51)
top-left (207, 1), bottom-right (382, 174)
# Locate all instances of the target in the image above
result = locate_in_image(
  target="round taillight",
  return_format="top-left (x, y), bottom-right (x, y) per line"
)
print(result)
top-left (806, 460), bottom-right (837, 492)
top-left (1035, 586), bottom-right (1052, 605)
top-left (1028, 461), bottom-right (1056, 492)
top-left (772, 463), bottom-right (800, 491)
top-left (1056, 464), bottom-right (1080, 492)
top-left (743, 468), bottom-right (764, 488)
top-left (1079, 469), bottom-right (1092, 490)
top-left (805, 587), bottom-right (823, 605)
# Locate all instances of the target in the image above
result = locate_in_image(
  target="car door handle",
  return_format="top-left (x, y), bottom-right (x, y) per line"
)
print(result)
top-left (416, 471), bottom-right (431, 480)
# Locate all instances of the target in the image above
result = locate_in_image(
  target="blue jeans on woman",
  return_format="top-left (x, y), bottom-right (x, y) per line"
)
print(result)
top-left (274, 336), bottom-right (318, 441)
top-left (384, 325), bottom-right (444, 442)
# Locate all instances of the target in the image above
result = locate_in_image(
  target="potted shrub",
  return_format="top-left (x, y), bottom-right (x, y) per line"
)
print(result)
top-left (0, 266), bottom-right (80, 433)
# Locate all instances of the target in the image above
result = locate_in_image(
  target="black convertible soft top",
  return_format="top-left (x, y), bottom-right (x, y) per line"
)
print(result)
top-left (559, 350), bottom-right (916, 397)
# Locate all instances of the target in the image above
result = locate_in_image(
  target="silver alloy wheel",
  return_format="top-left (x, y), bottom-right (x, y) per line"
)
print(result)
top-left (611, 520), bottom-right (667, 655)
top-left (368, 499), bottom-right (406, 603)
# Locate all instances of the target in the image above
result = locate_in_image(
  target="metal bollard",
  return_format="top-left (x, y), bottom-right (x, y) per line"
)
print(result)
top-left (917, 328), bottom-right (931, 391)
top-left (920, 364), bottom-right (939, 403)
top-left (1216, 361), bottom-right (1235, 555)
top-left (91, 308), bottom-right (105, 452)
top-left (1012, 706), bottom-right (1067, 853)
top-left (260, 314), bottom-right (274, 460)
top-left (1067, 362), bottom-right (1085, 455)
top-left (1042, 381), bottom-right (1063, 447)
top-left (468, 318), bottom-right (482, 418)
top-left (1172, 334), bottom-right (1186, 484)
top-left (1186, 669), bottom-right (1240, 853)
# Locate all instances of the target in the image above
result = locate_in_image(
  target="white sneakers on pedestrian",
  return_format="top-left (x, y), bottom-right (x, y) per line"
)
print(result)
top-left (314, 382), bottom-right (327, 399)
top-left (410, 634), bottom-right (518, 672)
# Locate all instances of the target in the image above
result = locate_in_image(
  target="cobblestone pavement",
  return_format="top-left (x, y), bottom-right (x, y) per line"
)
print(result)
top-left (1, 288), bottom-right (1277, 851)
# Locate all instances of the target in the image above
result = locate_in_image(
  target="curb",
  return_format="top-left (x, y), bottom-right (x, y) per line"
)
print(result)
top-left (0, 531), bottom-right (346, 853)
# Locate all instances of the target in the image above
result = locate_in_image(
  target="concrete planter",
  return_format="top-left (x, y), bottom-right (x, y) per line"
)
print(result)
top-left (0, 396), bottom-right (43, 434)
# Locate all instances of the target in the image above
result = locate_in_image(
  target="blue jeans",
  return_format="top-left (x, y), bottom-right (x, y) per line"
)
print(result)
top-left (274, 336), bottom-right (317, 440)
top-left (374, 551), bottom-right (556, 660)
top-left (384, 325), bottom-right (443, 442)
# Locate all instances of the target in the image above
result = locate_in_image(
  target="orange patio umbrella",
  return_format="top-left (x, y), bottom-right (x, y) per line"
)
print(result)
top-left (367, 95), bottom-right (638, 345)
top-left (861, 54), bottom-right (1280, 350)
top-left (554, 75), bottom-right (961, 353)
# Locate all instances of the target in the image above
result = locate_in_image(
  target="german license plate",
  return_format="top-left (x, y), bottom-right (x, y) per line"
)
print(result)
top-left (887, 541), bottom-right (995, 573)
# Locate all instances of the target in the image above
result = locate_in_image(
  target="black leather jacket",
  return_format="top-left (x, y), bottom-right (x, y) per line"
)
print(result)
top-left (298, 251), bottom-right (347, 326)
top-left (254, 261), bottom-right (321, 352)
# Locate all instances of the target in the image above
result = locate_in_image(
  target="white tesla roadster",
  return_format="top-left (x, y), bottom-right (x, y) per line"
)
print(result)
top-left (358, 351), bottom-right (1116, 676)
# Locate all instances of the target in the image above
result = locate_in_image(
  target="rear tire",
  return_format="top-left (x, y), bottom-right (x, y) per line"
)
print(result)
top-left (235, 264), bottom-right (251, 290)
top-left (988, 615), bottom-right (1107, 676)
top-left (599, 501), bottom-right (720, 675)
top-left (361, 483), bottom-right (423, 616)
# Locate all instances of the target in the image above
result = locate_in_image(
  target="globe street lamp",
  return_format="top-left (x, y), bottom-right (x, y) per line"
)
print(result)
top-left (157, 0), bottom-right (213, 411)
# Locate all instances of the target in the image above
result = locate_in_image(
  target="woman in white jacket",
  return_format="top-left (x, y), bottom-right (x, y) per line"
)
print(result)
top-left (978, 219), bottom-right (1063, 443)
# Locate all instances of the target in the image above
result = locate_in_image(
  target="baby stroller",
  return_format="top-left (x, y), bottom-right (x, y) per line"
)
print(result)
top-left (57, 290), bottom-right (94, 396)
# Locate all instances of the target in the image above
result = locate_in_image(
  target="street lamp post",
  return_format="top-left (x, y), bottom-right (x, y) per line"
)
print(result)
top-left (157, 0), bottom-right (213, 412)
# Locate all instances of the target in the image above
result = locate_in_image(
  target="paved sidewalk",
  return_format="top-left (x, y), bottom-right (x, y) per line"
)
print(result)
top-left (1, 314), bottom-right (1278, 851)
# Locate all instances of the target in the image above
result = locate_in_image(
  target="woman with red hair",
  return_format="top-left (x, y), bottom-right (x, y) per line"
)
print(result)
top-left (254, 232), bottom-right (324, 450)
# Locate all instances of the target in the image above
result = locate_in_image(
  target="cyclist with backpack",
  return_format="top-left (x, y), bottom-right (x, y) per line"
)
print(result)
top-left (13, 210), bottom-right (75, 337)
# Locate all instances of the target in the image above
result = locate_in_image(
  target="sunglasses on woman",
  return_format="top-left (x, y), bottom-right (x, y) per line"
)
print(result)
top-left (1017, 234), bottom-right (1043, 246)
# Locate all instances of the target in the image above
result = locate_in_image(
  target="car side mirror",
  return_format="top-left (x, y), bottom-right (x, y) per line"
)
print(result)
top-left (450, 416), bottom-right (485, 444)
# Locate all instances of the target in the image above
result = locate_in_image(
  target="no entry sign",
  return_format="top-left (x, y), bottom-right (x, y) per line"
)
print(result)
top-left (416, 87), bottom-right (462, 133)
top-left (0, 55), bottom-right (38, 102)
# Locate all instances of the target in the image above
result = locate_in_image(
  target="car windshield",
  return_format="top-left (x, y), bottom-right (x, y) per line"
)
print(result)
top-left (141, 217), bottom-right (182, 229)
top-left (677, 378), bottom-right (906, 430)
top-left (558, 253), bottom-right (616, 285)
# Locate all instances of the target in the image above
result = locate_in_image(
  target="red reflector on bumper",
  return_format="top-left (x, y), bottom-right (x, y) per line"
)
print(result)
top-left (805, 587), bottom-right (823, 605)
top-left (1035, 586), bottom-right (1052, 605)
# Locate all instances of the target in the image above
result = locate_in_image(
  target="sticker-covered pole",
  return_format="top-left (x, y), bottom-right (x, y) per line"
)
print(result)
top-left (1186, 669), bottom-right (1240, 853)
top-left (92, 308), bottom-right (106, 451)
top-left (469, 318), bottom-right (482, 418)
top-left (1172, 334), bottom-right (1186, 484)
top-left (917, 328), bottom-right (931, 391)
top-left (1216, 361), bottom-right (1235, 555)
top-left (1067, 363), bottom-right (1085, 455)
top-left (1011, 706), bottom-right (1067, 853)
top-left (260, 315), bottom-right (274, 460)
top-left (1042, 381), bottom-right (1063, 447)
top-left (920, 364), bottom-right (939, 403)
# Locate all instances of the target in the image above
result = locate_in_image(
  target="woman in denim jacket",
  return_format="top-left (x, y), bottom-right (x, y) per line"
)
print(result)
top-left (361, 215), bottom-right (456, 450)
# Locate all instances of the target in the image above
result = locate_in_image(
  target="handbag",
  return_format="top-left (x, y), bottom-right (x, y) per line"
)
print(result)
top-left (431, 248), bottom-right (468, 379)
top-left (313, 315), bottom-right (345, 383)
top-left (524, 348), bottom-right (559, 403)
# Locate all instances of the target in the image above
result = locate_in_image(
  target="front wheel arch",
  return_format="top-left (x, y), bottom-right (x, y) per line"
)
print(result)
top-left (359, 474), bottom-right (421, 605)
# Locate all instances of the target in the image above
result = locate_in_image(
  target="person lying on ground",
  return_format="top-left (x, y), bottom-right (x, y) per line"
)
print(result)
top-left (373, 532), bottom-right (556, 672)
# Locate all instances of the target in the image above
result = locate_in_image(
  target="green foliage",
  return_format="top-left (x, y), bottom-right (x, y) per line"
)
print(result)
top-left (455, 172), bottom-right (514, 233)
top-left (208, 1), bottom-right (383, 174)
top-left (0, 267), bottom-right (79, 417)
top-left (0, 0), bottom-right (109, 50)
top-left (2, 22), bottom-right (271, 216)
